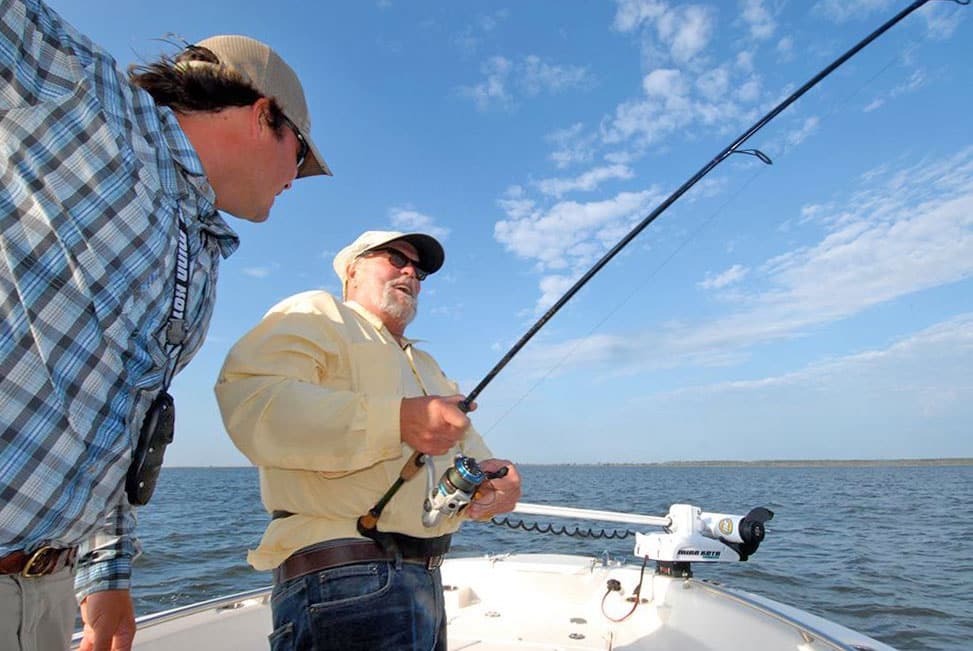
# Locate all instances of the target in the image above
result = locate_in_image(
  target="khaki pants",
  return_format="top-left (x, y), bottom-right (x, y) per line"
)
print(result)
top-left (0, 566), bottom-right (76, 651)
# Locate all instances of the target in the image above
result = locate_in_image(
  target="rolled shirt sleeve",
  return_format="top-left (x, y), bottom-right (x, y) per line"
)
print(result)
top-left (74, 498), bottom-right (141, 600)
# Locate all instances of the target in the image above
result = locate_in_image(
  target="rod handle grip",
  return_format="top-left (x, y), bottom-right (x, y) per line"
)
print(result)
top-left (399, 451), bottom-right (426, 481)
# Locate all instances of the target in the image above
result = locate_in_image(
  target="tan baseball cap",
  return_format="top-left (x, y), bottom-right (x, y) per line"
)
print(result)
top-left (333, 230), bottom-right (445, 289)
top-left (194, 35), bottom-right (331, 179)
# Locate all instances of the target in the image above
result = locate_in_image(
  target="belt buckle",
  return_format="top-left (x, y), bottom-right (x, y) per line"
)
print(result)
top-left (426, 554), bottom-right (444, 570)
top-left (21, 546), bottom-right (57, 578)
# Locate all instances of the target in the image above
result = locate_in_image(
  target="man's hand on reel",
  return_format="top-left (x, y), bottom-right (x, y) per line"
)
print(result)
top-left (467, 458), bottom-right (521, 521)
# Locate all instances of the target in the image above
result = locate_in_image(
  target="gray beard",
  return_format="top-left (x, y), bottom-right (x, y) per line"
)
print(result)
top-left (380, 281), bottom-right (417, 326)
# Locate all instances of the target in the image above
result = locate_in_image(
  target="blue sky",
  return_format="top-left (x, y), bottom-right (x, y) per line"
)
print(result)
top-left (54, 1), bottom-right (971, 465)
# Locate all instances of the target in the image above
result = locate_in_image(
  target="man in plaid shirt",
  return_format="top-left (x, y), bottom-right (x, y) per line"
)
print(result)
top-left (0, 1), bottom-right (331, 649)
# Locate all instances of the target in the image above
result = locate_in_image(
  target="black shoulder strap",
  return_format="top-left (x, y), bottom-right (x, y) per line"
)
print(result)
top-left (160, 221), bottom-right (190, 390)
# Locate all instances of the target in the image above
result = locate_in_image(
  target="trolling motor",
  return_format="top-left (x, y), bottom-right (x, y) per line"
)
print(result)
top-left (422, 454), bottom-right (508, 527)
top-left (508, 501), bottom-right (773, 578)
top-left (635, 504), bottom-right (774, 577)
top-left (505, 501), bottom-right (774, 622)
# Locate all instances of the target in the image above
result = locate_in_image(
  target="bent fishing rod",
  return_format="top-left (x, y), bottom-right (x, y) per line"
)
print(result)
top-left (358, 0), bottom-right (968, 534)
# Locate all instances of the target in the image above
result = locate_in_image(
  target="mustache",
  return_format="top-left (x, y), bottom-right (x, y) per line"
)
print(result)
top-left (387, 279), bottom-right (417, 297)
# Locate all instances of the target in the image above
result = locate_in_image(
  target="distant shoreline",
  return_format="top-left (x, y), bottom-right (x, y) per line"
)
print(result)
top-left (549, 458), bottom-right (973, 468)
top-left (171, 458), bottom-right (973, 469)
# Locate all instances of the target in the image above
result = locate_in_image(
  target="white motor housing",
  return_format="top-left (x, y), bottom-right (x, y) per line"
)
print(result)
top-left (634, 504), bottom-right (773, 564)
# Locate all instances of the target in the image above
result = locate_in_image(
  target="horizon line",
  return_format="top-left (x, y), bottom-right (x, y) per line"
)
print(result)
top-left (166, 457), bottom-right (973, 469)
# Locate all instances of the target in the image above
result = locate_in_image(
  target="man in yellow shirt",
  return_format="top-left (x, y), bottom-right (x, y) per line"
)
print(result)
top-left (215, 230), bottom-right (522, 650)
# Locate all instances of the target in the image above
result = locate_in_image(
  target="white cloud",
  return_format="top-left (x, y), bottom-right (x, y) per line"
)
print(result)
top-left (535, 164), bottom-right (636, 198)
top-left (459, 55), bottom-right (593, 111)
top-left (495, 188), bottom-right (663, 273)
top-left (503, 147), bottom-right (973, 376)
top-left (537, 274), bottom-right (577, 311)
top-left (574, 2), bottom-right (786, 174)
top-left (478, 10), bottom-right (508, 33)
top-left (757, 114), bottom-right (820, 159)
top-left (735, 50), bottom-right (755, 72)
top-left (660, 314), bottom-right (973, 421)
top-left (696, 66), bottom-right (730, 101)
top-left (612, 0), bottom-right (667, 33)
top-left (597, 37), bottom-right (769, 153)
top-left (699, 264), bottom-right (749, 290)
top-left (813, 0), bottom-right (894, 23)
top-left (497, 185), bottom-right (537, 221)
top-left (601, 71), bottom-right (753, 148)
top-left (656, 4), bottom-right (716, 65)
top-left (458, 56), bottom-right (514, 111)
top-left (242, 266), bottom-right (273, 278)
top-left (785, 115), bottom-right (820, 148)
top-left (776, 36), bottom-right (793, 61)
top-left (685, 176), bottom-right (728, 203)
top-left (521, 55), bottom-right (594, 96)
top-left (453, 10), bottom-right (510, 53)
top-left (495, 183), bottom-right (672, 314)
top-left (735, 76), bottom-right (761, 103)
top-left (547, 123), bottom-right (598, 169)
top-left (863, 98), bottom-right (885, 113)
top-left (613, 1), bottom-right (716, 66)
top-left (892, 68), bottom-right (926, 96)
top-left (740, 0), bottom-right (776, 40)
top-left (389, 206), bottom-right (451, 240)
top-left (862, 50), bottom-right (928, 113)
top-left (642, 68), bottom-right (688, 100)
top-left (918, 2), bottom-right (965, 39)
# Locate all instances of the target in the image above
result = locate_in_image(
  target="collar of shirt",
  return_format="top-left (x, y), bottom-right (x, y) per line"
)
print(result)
top-left (344, 300), bottom-right (425, 348)
top-left (157, 105), bottom-right (240, 259)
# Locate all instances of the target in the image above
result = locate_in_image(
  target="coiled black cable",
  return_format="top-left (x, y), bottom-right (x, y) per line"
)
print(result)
top-left (489, 516), bottom-right (635, 540)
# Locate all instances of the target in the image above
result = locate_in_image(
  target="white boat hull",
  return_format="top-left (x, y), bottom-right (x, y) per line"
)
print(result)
top-left (81, 553), bottom-right (895, 650)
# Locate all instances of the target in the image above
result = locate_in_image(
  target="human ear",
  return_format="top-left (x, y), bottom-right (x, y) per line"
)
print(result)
top-left (251, 97), bottom-right (272, 135)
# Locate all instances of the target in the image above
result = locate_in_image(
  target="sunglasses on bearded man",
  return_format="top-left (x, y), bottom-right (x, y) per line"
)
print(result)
top-left (360, 247), bottom-right (430, 281)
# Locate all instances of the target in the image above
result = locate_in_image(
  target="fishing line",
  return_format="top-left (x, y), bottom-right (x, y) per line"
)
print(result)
top-left (459, 0), bottom-right (967, 413)
top-left (479, 11), bottom-right (934, 435)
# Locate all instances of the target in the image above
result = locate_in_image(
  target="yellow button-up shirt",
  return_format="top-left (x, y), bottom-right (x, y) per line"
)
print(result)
top-left (215, 290), bottom-right (491, 570)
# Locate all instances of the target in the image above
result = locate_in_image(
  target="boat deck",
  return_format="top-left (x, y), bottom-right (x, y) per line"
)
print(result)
top-left (81, 554), bottom-right (895, 650)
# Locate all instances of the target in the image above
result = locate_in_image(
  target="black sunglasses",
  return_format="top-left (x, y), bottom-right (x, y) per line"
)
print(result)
top-left (362, 248), bottom-right (430, 281)
top-left (281, 115), bottom-right (309, 170)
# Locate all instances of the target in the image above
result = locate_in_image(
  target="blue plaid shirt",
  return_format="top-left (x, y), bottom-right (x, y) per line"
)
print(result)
top-left (1, 0), bottom-right (239, 597)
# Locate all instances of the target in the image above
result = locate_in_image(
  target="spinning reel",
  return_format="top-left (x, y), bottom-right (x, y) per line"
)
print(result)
top-left (422, 454), bottom-right (507, 527)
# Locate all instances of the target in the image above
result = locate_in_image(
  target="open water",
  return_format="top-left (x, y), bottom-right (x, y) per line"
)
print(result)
top-left (133, 464), bottom-right (972, 650)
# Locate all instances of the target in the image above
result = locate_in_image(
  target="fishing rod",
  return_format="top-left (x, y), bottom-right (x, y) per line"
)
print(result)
top-left (460, 0), bottom-right (968, 411)
top-left (358, 0), bottom-right (968, 534)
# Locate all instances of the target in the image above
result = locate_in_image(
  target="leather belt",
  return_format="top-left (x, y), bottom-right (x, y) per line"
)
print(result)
top-left (274, 537), bottom-right (449, 585)
top-left (0, 546), bottom-right (78, 577)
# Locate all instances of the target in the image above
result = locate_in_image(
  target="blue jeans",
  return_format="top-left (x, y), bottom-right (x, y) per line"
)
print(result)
top-left (269, 556), bottom-right (446, 651)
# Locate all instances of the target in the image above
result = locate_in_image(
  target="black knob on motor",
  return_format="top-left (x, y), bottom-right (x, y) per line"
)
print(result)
top-left (740, 518), bottom-right (766, 545)
top-left (734, 507), bottom-right (774, 561)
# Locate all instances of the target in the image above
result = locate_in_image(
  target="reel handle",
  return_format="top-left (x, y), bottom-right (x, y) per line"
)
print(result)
top-left (485, 466), bottom-right (509, 480)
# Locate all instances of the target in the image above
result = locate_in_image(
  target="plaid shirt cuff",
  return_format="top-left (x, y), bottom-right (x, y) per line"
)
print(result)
top-left (74, 553), bottom-right (133, 600)
top-left (74, 530), bottom-right (141, 600)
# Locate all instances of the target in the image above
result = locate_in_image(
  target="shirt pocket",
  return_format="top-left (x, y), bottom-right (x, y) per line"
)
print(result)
top-left (348, 341), bottom-right (407, 399)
